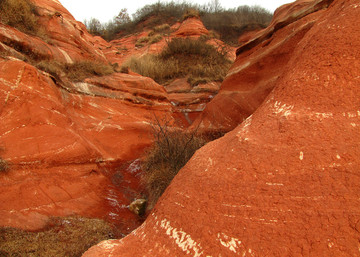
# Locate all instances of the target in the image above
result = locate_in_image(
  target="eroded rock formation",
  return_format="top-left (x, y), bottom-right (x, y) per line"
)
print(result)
top-left (194, 0), bottom-right (335, 132)
top-left (0, 0), bottom-right (173, 232)
top-left (84, 0), bottom-right (360, 255)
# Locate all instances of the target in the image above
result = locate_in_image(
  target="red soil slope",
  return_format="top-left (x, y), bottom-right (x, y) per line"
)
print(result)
top-left (194, 0), bottom-right (334, 132)
top-left (0, 0), bottom-right (173, 232)
top-left (83, 0), bottom-right (360, 255)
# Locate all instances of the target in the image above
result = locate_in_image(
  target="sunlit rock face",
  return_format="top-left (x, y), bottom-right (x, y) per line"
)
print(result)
top-left (83, 0), bottom-right (360, 256)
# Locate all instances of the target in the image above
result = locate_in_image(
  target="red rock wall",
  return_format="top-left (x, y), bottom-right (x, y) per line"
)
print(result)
top-left (0, 0), bottom-right (181, 232)
top-left (194, 0), bottom-right (334, 133)
top-left (0, 59), bottom-right (171, 231)
top-left (83, 0), bottom-right (360, 255)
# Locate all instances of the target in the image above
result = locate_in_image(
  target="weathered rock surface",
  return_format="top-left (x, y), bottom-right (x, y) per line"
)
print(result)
top-left (83, 0), bottom-right (360, 255)
top-left (173, 17), bottom-right (209, 38)
top-left (103, 16), bottom-right (235, 66)
top-left (101, 16), bottom-right (235, 127)
top-left (1, 0), bottom-right (232, 234)
top-left (0, 0), bottom-right (107, 64)
top-left (164, 79), bottom-right (221, 126)
top-left (194, 0), bottom-right (335, 132)
top-left (0, 0), bottom-right (175, 232)
top-left (0, 58), bottom-right (171, 231)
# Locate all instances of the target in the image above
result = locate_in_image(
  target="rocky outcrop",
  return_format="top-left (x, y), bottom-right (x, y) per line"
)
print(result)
top-left (194, 0), bottom-right (335, 132)
top-left (0, 0), bottom-right (174, 232)
top-left (0, 58), bottom-right (171, 231)
top-left (164, 78), bottom-right (221, 126)
top-left (83, 0), bottom-right (360, 255)
top-left (173, 17), bottom-right (209, 38)
top-left (101, 16), bottom-right (235, 127)
top-left (0, 0), bottom-right (107, 63)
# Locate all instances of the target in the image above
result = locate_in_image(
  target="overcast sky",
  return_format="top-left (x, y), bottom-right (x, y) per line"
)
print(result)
top-left (59, 0), bottom-right (294, 23)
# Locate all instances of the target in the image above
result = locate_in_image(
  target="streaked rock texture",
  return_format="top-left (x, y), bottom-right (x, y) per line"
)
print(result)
top-left (0, 59), bottom-right (171, 231)
top-left (195, 0), bottom-right (334, 132)
top-left (0, 0), bottom-right (173, 232)
top-left (83, 0), bottom-right (360, 255)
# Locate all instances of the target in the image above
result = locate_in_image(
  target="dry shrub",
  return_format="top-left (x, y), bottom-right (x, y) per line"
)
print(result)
top-left (0, 0), bottom-right (39, 36)
top-left (123, 55), bottom-right (179, 83)
top-left (124, 38), bottom-right (231, 86)
top-left (135, 34), bottom-right (162, 48)
top-left (93, 1), bottom-right (272, 44)
top-left (0, 158), bottom-right (9, 173)
top-left (201, 5), bottom-right (272, 45)
top-left (36, 60), bottom-right (64, 79)
top-left (183, 8), bottom-right (200, 20)
top-left (136, 36), bottom-right (150, 44)
top-left (65, 61), bottom-right (114, 81)
top-left (141, 117), bottom-right (207, 210)
top-left (148, 34), bottom-right (163, 44)
top-left (0, 216), bottom-right (116, 257)
top-left (36, 60), bottom-right (114, 82)
top-left (153, 23), bottom-right (171, 33)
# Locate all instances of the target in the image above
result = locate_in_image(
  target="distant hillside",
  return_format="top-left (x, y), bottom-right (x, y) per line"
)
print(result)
top-left (85, 1), bottom-right (273, 45)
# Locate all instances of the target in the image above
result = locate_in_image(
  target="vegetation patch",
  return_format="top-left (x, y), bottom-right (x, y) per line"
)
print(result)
top-left (124, 38), bottom-right (231, 86)
top-left (0, 216), bottom-right (116, 257)
top-left (201, 5), bottom-right (272, 45)
top-left (0, 158), bottom-right (9, 173)
top-left (0, 0), bottom-right (41, 36)
top-left (85, 1), bottom-right (272, 45)
top-left (141, 117), bottom-right (207, 210)
top-left (153, 24), bottom-right (171, 33)
top-left (36, 60), bottom-right (114, 82)
top-left (148, 34), bottom-right (163, 44)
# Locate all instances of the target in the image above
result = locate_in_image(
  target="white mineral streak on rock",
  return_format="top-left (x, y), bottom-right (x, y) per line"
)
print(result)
top-left (273, 101), bottom-right (294, 117)
top-left (95, 240), bottom-right (121, 257)
top-left (74, 82), bottom-right (92, 95)
top-left (299, 151), bottom-right (304, 160)
top-left (217, 233), bottom-right (243, 254)
top-left (58, 48), bottom-right (73, 64)
top-left (237, 115), bottom-right (253, 141)
top-left (159, 218), bottom-right (204, 256)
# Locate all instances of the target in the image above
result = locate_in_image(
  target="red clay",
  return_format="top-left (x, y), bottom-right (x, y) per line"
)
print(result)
top-left (84, 0), bottom-right (360, 255)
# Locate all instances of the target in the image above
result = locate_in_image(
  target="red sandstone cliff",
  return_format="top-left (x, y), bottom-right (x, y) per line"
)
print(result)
top-left (0, 0), bottom-right (234, 235)
top-left (0, 0), bottom-right (173, 232)
top-left (84, 0), bottom-right (360, 255)
top-left (193, 0), bottom-right (335, 133)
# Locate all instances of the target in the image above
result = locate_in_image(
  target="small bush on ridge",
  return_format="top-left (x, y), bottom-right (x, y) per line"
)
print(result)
top-left (0, 158), bottom-right (9, 173)
top-left (86, 1), bottom-right (272, 45)
top-left (0, 216), bottom-right (116, 257)
top-left (36, 60), bottom-right (114, 82)
top-left (141, 117), bottom-right (207, 210)
top-left (124, 38), bottom-right (231, 86)
top-left (0, 0), bottom-right (40, 36)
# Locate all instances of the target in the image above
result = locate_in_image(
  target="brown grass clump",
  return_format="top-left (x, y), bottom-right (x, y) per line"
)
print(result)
top-left (201, 5), bottom-right (272, 45)
top-left (36, 60), bottom-right (114, 82)
top-left (0, 0), bottom-right (40, 36)
top-left (148, 34), bottom-right (163, 44)
top-left (89, 1), bottom-right (272, 44)
top-left (153, 24), bottom-right (171, 33)
top-left (124, 38), bottom-right (231, 86)
top-left (65, 61), bottom-right (114, 81)
top-left (135, 34), bottom-right (163, 48)
top-left (0, 158), bottom-right (9, 173)
top-left (0, 216), bottom-right (116, 257)
top-left (182, 8), bottom-right (200, 20)
top-left (141, 118), bottom-right (207, 210)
